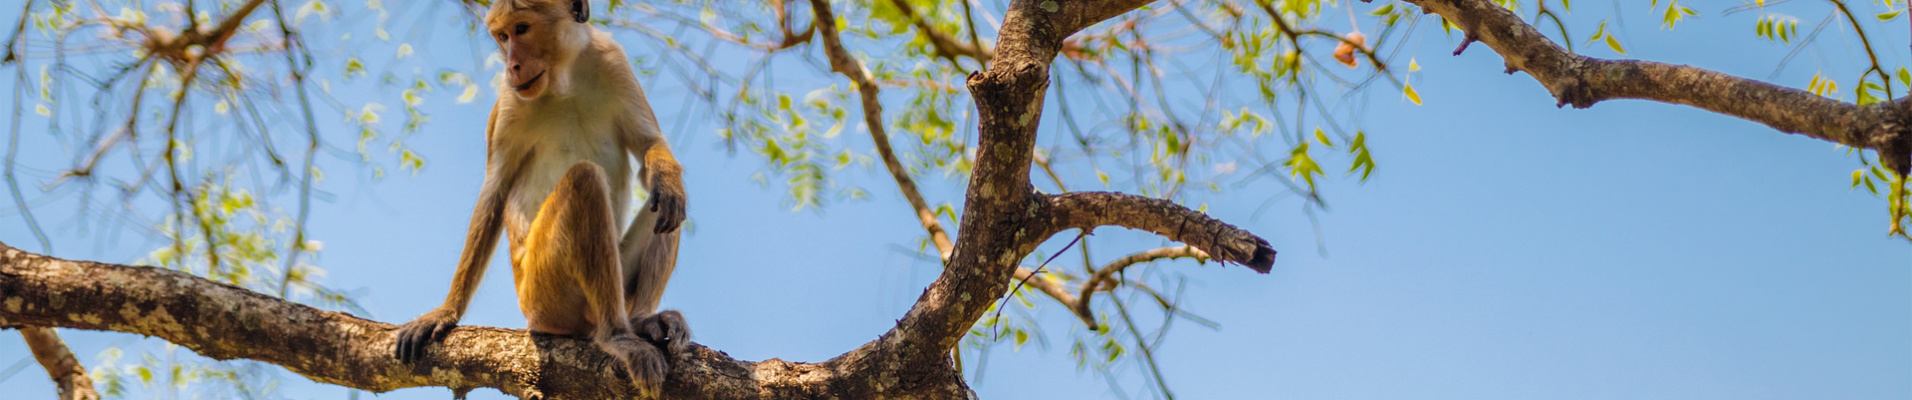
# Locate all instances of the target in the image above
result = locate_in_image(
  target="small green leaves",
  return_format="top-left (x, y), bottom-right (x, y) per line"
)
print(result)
top-left (1858, 81), bottom-right (1886, 105)
top-left (1285, 142), bottom-right (1323, 191)
top-left (1879, 10), bottom-right (1903, 21)
top-left (1314, 128), bottom-right (1334, 147)
top-left (1755, 15), bottom-right (1798, 43)
top-left (1807, 72), bottom-right (1839, 97)
top-left (1588, 21), bottom-right (1626, 55)
top-left (1348, 131), bottom-right (1376, 182)
top-left (1403, 83), bottom-right (1424, 105)
top-left (1661, 0), bottom-right (1697, 29)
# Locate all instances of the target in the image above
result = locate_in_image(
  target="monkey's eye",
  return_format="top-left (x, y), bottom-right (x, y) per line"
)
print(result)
top-left (514, 23), bottom-right (529, 35)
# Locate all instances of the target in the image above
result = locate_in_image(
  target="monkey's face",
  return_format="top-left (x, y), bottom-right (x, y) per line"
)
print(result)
top-left (487, 0), bottom-right (590, 100)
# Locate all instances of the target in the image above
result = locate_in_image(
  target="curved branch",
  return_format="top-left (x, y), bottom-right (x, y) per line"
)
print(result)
top-left (1072, 246), bottom-right (1208, 329)
top-left (0, 243), bottom-right (966, 400)
top-left (813, 0), bottom-right (955, 261)
top-left (1406, 0), bottom-right (1912, 175)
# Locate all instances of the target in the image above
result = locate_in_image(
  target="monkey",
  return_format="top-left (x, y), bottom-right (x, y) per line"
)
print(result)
top-left (391, 0), bottom-right (691, 395)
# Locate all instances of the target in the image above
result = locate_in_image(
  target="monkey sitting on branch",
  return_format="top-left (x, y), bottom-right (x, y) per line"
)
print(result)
top-left (392, 0), bottom-right (691, 396)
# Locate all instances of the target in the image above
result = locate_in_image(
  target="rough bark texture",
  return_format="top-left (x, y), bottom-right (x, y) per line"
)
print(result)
top-left (0, 1), bottom-right (1281, 398)
top-left (1408, 0), bottom-right (1912, 175)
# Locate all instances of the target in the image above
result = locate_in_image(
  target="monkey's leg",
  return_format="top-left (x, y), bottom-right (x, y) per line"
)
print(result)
top-left (619, 217), bottom-right (679, 316)
top-left (620, 198), bottom-right (690, 356)
top-left (518, 161), bottom-right (668, 396)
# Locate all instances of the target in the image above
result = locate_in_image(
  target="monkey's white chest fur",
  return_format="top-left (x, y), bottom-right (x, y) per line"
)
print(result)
top-left (493, 98), bottom-right (634, 248)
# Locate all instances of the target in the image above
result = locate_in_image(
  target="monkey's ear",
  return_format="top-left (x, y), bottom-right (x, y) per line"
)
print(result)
top-left (571, 0), bottom-right (589, 23)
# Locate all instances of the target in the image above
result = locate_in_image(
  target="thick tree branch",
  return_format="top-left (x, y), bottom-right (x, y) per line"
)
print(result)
top-left (1408, 0), bottom-right (1912, 175)
top-left (19, 327), bottom-right (99, 400)
top-left (1039, 192), bottom-right (1275, 273)
top-left (0, 243), bottom-right (966, 400)
top-left (888, 0), bottom-right (1279, 366)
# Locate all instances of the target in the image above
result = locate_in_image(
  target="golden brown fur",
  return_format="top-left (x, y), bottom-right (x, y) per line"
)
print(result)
top-left (394, 0), bottom-right (688, 396)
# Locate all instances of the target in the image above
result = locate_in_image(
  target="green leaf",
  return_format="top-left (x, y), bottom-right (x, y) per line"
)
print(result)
top-left (1605, 34), bottom-right (1625, 54)
top-left (1855, 169), bottom-right (1867, 188)
top-left (1859, 82), bottom-right (1883, 105)
top-left (1314, 128), bottom-right (1334, 147)
top-left (1879, 11), bottom-right (1902, 21)
top-left (1403, 83), bottom-right (1424, 105)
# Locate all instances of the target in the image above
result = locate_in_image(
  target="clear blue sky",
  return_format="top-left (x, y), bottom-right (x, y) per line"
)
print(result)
top-left (2, 2), bottom-right (1908, 399)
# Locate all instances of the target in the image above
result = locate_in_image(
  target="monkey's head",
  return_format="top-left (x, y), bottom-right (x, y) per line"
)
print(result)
top-left (486, 0), bottom-right (592, 100)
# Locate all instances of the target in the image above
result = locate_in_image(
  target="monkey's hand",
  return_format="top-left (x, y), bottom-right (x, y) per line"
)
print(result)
top-left (635, 310), bottom-right (692, 357)
top-left (598, 334), bottom-right (669, 398)
top-left (642, 167), bottom-right (686, 234)
top-left (393, 307), bottom-right (460, 363)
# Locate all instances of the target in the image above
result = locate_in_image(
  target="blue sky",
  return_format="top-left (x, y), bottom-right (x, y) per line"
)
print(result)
top-left (2, 1), bottom-right (1909, 399)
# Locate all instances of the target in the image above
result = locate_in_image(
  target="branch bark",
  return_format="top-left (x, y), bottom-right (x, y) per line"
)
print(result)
top-left (1037, 192), bottom-right (1275, 273)
top-left (0, 243), bottom-right (968, 399)
top-left (1407, 0), bottom-right (1912, 175)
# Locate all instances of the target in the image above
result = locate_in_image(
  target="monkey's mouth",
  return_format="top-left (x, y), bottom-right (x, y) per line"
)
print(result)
top-left (514, 71), bottom-right (545, 92)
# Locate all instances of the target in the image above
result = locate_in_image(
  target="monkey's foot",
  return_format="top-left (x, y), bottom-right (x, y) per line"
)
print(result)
top-left (599, 335), bottom-right (668, 398)
top-left (634, 310), bottom-right (692, 357)
top-left (393, 308), bottom-right (461, 363)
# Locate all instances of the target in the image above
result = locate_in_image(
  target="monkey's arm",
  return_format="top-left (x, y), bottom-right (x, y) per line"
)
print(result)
top-left (394, 107), bottom-right (522, 363)
top-left (619, 107), bottom-right (686, 235)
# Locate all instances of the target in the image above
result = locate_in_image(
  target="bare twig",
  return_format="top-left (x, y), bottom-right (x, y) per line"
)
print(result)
top-left (1073, 246), bottom-right (1208, 329)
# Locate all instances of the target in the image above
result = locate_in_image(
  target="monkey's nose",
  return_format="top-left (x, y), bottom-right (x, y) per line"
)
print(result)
top-left (511, 64), bottom-right (522, 72)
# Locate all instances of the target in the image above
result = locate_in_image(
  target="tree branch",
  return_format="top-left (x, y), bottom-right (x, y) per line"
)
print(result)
top-left (816, 0), bottom-right (1093, 318)
top-left (0, 242), bottom-right (966, 400)
top-left (19, 327), bottom-right (99, 400)
top-left (886, 0), bottom-right (994, 65)
top-left (1038, 192), bottom-right (1275, 273)
top-left (812, 0), bottom-right (955, 262)
top-left (1072, 246), bottom-right (1208, 329)
top-left (1407, 0), bottom-right (1912, 175)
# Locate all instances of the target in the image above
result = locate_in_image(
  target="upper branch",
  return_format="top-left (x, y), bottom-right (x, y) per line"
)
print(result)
top-left (886, 0), bottom-right (994, 65)
top-left (1408, 0), bottom-right (1912, 175)
top-left (812, 0), bottom-right (955, 261)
